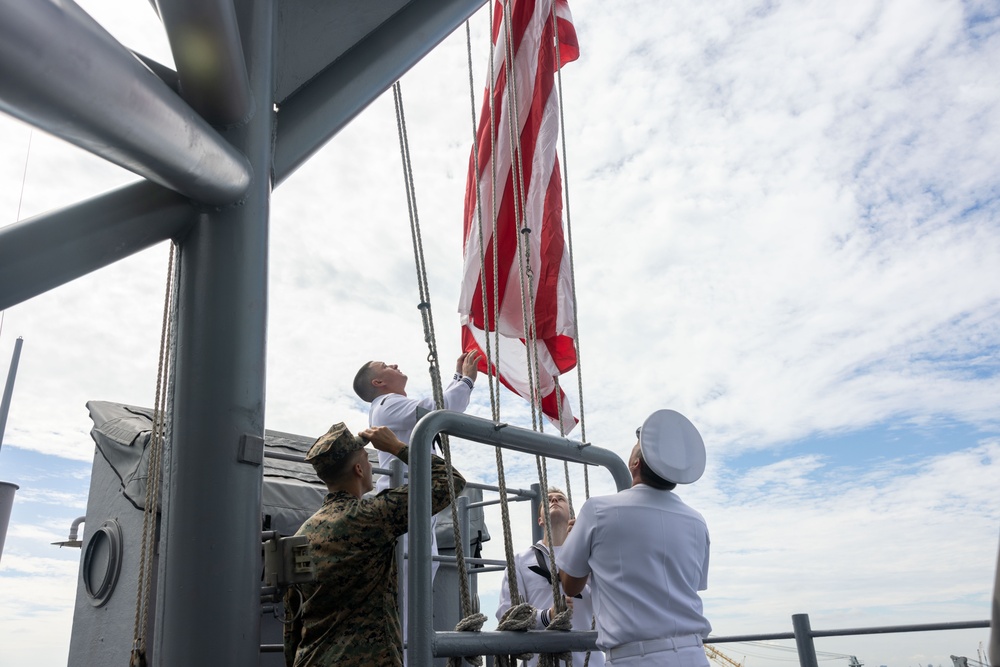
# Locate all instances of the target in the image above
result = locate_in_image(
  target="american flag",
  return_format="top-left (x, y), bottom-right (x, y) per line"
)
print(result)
top-left (459, 0), bottom-right (579, 434)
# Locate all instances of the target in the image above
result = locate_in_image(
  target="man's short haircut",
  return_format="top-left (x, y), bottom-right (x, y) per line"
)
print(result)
top-left (353, 361), bottom-right (379, 402)
top-left (538, 487), bottom-right (566, 517)
top-left (315, 448), bottom-right (366, 486)
top-left (638, 454), bottom-right (677, 491)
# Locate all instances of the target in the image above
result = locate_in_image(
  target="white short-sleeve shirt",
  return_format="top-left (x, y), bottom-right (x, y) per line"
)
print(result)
top-left (556, 484), bottom-right (711, 650)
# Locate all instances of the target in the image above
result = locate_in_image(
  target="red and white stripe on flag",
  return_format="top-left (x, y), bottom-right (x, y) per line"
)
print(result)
top-left (459, 0), bottom-right (579, 434)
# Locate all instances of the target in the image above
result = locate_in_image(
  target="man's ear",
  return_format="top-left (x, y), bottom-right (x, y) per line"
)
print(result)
top-left (372, 377), bottom-right (383, 388)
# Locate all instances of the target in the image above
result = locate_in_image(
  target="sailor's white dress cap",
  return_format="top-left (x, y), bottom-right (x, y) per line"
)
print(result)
top-left (638, 409), bottom-right (706, 484)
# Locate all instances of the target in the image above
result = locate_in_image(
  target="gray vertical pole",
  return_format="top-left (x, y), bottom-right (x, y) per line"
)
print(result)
top-left (0, 337), bottom-right (24, 454)
top-left (409, 428), bottom-right (434, 666)
top-left (792, 613), bottom-right (820, 667)
top-left (152, 0), bottom-right (273, 664)
top-left (456, 495), bottom-right (471, 605)
top-left (530, 483), bottom-right (543, 545)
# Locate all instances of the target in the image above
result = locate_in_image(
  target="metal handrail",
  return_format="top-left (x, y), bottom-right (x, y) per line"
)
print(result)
top-left (708, 618), bottom-right (991, 644)
top-left (407, 410), bottom-right (631, 665)
top-left (263, 616), bottom-right (992, 658)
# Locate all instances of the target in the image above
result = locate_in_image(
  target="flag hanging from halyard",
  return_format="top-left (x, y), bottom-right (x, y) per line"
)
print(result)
top-left (459, 0), bottom-right (579, 433)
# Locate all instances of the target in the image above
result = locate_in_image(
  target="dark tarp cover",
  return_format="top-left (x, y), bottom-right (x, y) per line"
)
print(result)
top-left (85, 400), bottom-right (490, 544)
top-left (86, 400), bottom-right (326, 536)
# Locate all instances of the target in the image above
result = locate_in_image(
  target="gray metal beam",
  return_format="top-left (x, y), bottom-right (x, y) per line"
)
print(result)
top-left (150, 0), bottom-right (273, 662)
top-left (132, 51), bottom-right (181, 93)
top-left (273, 0), bottom-right (487, 184)
top-left (0, 183), bottom-right (193, 312)
top-left (435, 630), bottom-right (599, 657)
top-left (792, 613), bottom-right (821, 667)
top-left (530, 482), bottom-right (543, 544)
top-left (154, 0), bottom-right (254, 124)
top-left (0, 0), bottom-right (252, 205)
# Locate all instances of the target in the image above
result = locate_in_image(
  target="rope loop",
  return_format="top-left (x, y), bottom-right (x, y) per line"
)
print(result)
top-left (538, 605), bottom-right (574, 667)
top-left (447, 612), bottom-right (489, 667)
top-left (494, 602), bottom-right (536, 664)
top-left (496, 601), bottom-right (536, 631)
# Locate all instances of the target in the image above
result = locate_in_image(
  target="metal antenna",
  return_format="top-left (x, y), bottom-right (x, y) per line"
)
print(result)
top-left (0, 337), bottom-right (24, 455)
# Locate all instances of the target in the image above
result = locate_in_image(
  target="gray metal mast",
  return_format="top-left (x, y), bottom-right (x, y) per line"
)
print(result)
top-left (0, 337), bottom-right (24, 565)
top-left (0, 337), bottom-right (24, 455)
top-left (151, 0), bottom-right (272, 663)
top-left (0, 0), bottom-right (486, 662)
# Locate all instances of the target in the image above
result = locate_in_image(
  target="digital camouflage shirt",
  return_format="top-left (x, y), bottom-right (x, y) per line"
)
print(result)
top-left (284, 446), bottom-right (466, 667)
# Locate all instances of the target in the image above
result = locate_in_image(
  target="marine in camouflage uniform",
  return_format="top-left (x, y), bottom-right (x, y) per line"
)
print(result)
top-left (284, 422), bottom-right (466, 667)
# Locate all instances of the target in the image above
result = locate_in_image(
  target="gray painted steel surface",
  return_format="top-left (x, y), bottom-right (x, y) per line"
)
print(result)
top-left (274, 0), bottom-right (410, 103)
top-left (151, 0), bottom-right (273, 662)
top-left (435, 629), bottom-right (600, 657)
top-left (0, 183), bottom-right (192, 312)
top-left (407, 410), bottom-right (631, 664)
top-left (274, 0), bottom-right (485, 184)
top-left (792, 613), bottom-right (821, 667)
top-left (0, 0), bottom-right (497, 662)
top-left (530, 482), bottom-right (543, 544)
top-left (154, 0), bottom-right (253, 124)
top-left (69, 402), bottom-right (328, 665)
top-left (0, 0), bottom-right (252, 205)
top-left (67, 449), bottom-right (150, 665)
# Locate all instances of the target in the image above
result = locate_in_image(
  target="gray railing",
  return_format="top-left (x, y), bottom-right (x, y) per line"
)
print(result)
top-left (408, 410), bottom-right (631, 665)
top-left (712, 614), bottom-right (991, 667)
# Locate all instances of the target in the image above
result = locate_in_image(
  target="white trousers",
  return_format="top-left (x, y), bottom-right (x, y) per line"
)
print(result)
top-left (606, 645), bottom-right (710, 667)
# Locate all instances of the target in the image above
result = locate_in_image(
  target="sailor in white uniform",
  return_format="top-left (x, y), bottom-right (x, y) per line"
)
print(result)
top-left (557, 410), bottom-right (712, 667)
top-left (496, 488), bottom-right (605, 667)
top-left (352, 351), bottom-right (482, 661)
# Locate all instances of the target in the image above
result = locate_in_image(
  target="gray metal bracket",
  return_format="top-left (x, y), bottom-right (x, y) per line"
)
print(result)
top-left (238, 434), bottom-right (265, 466)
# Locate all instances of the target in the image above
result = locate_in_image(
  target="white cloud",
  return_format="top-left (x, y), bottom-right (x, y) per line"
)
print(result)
top-left (0, 554), bottom-right (78, 667)
top-left (1, 0), bottom-right (998, 665)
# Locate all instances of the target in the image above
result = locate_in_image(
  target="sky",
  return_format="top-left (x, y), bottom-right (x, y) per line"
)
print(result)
top-left (1, 1), bottom-right (999, 666)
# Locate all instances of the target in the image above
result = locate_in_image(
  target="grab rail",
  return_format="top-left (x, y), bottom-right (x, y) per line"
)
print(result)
top-left (408, 410), bottom-right (631, 665)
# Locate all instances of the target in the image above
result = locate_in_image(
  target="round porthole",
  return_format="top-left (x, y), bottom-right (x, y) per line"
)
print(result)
top-left (82, 519), bottom-right (124, 607)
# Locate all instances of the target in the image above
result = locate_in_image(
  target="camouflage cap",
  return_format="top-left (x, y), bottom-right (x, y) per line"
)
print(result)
top-left (305, 423), bottom-right (366, 474)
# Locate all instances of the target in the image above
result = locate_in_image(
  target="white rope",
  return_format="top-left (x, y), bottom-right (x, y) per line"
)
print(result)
top-left (465, 3), bottom-right (593, 663)
top-left (392, 81), bottom-right (486, 666)
top-left (547, 11), bottom-right (596, 664)
top-left (130, 242), bottom-right (177, 667)
top-left (464, 5), bottom-right (527, 621)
